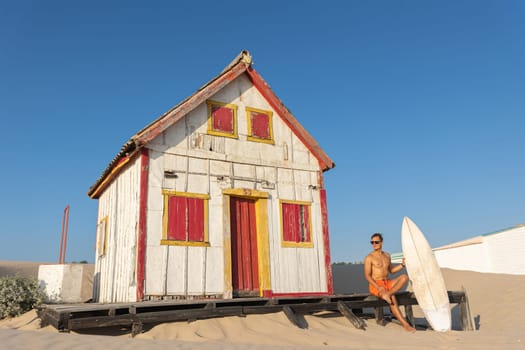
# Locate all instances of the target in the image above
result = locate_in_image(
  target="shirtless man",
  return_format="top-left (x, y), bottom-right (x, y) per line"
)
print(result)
top-left (364, 233), bottom-right (416, 332)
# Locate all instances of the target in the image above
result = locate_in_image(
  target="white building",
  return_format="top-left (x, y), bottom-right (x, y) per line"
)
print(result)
top-left (433, 223), bottom-right (525, 275)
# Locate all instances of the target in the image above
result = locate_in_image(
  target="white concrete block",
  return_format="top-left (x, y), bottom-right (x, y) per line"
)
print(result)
top-left (38, 264), bottom-right (94, 303)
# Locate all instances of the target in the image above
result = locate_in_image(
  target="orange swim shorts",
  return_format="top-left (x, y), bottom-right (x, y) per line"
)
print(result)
top-left (369, 279), bottom-right (393, 297)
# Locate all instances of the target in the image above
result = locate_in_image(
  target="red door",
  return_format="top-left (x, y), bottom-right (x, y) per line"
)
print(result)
top-left (230, 197), bottom-right (259, 296)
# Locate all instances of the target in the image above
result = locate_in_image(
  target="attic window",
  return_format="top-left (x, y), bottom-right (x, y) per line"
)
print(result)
top-left (280, 200), bottom-right (313, 248)
top-left (246, 107), bottom-right (274, 144)
top-left (207, 100), bottom-right (238, 139)
top-left (161, 190), bottom-right (210, 247)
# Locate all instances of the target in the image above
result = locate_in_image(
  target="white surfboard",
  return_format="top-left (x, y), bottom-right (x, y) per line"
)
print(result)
top-left (401, 216), bottom-right (451, 331)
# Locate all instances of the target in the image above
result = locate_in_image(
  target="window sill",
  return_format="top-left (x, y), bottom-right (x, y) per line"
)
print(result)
top-left (281, 242), bottom-right (314, 248)
top-left (247, 136), bottom-right (274, 144)
top-left (160, 240), bottom-right (211, 247)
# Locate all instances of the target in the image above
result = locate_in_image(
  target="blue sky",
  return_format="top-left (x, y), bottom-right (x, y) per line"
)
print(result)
top-left (1, 1), bottom-right (524, 264)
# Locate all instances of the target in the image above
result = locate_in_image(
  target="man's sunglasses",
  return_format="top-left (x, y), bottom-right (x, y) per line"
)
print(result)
top-left (370, 240), bottom-right (382, 245)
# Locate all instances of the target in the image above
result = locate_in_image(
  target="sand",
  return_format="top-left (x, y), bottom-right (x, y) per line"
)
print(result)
top-left (0, 260), bottom-right (52, 279)
top-left (1, 261), bottom-right (523, 349)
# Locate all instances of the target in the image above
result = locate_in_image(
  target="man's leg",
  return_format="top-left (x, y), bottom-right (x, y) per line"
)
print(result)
top-left (390, 295), bottom-right (416, 332)
top-left (382, 274), bottom-right (409, 302)
top-left (389, 274), bottom-right (409, 294)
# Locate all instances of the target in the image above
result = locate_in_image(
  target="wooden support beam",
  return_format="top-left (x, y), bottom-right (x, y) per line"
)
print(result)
top-left (374, 305), bottom-right (387, 326)
top-left (404, 304), bottom-right (415, 328)
top-left (337, 301), bottom-right (366, 330)
top-left (363, 295), bottom-right (387, 326)
top-left (58, 311), bottom-right (71, 332)
top-left (459, 286), bottom-right (476, 331)
top-left (39, 290), bottom-right (472, 334)
top-left (131, 321), bottom-right (143, 337)
top-left (282, 306), bottom-right (308, 329)
top-left (37, 309), bottom-right (59, 329)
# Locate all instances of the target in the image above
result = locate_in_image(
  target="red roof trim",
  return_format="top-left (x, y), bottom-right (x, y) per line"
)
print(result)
top-left (245, 67), bottom-right (334, 171)
top-left (136, 148), bottom-right (149, 301)
top-left (88, 51), bottom-right (334, 198)
top-left (135, 61), bottom-right (249, 146)
top-left (320, 188), bottom-right (333, 294)
top-left (88, 54), bottom-right (250, 198)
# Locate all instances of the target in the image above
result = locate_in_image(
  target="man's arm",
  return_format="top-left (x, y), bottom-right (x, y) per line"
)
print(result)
top-left (388, 256), bottom-right (405, 274)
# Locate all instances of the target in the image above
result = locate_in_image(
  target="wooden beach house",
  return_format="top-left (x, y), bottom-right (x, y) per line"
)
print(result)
top-left (87, 51), bottom-right (335, 303)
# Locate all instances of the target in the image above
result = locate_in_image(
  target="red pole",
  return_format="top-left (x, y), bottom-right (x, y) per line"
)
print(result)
top-left (59, 205), bottom-right (70, 264)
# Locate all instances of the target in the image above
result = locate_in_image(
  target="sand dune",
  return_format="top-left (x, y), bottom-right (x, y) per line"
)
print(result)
top-left (1, 262), bottom-right (523, 349)
top-left (0, 261), bottom-right (52, 279)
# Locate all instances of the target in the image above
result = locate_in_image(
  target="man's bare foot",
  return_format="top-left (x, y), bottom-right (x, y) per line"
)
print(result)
top-left (403, 324), bottom-right (416, 333)
top-left (379, 291), bottom-right (393, 305)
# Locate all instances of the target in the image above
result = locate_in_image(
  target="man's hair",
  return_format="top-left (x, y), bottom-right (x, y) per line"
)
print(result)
top-left (371, 233), bottom-right (383, 241)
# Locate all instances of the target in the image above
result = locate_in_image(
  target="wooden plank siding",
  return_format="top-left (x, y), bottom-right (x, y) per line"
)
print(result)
top-left (434, 224), bottom-right (525, 274)
top-left (90, 52), bottom-right (335, 302)
top-left (94, 157), bottom-right (141, 303)
top-left (139, 75), bottom-right (328, 299)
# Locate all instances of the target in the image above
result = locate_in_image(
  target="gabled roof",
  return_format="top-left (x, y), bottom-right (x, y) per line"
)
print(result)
top-left (88, 50), bottom-right (335, 199)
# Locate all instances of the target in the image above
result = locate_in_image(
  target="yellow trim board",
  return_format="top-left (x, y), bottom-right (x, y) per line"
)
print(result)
top-left (281, 241), bottom-right (314, 248)
top-left (90, 156), bottom-right (132, 198)
top-left (161, 190), bottom-right (210, 199)
top-left (223, 189), bottom-right (271, 297)
top-left (97, 216), bottom-right (109, 257)
top-left (255, 198), bottom-right (271, 295)
top-left (222, 195), bottom-right (233, 298)
top-left (223, 188), bottom-right (269, 199)
top-left (160, 240), bottom-right (210, 247)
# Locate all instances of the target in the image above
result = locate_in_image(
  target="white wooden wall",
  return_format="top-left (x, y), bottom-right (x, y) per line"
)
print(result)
top-left (144, 74), bottom-right (328, 296)
top-left (93, 158), bottom-right (140, 302)
top-left (486, 225), bottom-right (525, 274)
top-left (434, 242), bottom-right (489, 273)
top-left (435, 225), bottom-right (525, 275)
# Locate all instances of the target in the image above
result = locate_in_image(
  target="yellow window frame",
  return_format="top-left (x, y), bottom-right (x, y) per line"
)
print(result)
top-left (207, 100), bottom-right (238, 139)
top-left (246, 106), bottom-right (274, 144)
top-left (97, 216), bottom-right (108, 257)
top-left (279, 199), bottom-right (314, 248)
top-left (161, 190), bottom-right (211, 247)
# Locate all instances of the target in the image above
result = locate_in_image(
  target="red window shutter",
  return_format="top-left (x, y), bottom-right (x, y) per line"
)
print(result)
top-left (300, 205), bottom-right (311, 242)
top-left (167, 196), bottom-right (187, 241)
top-left (212, 106), bottom-right (234, 133)
top-left (282, 203), bottom-right (297, 242)
top-left (187, 197), bottom-right (204, 242)
top-left (282, 203), bottom-right (310, 243)
top-left (251, 111), bottom-right (270, 139)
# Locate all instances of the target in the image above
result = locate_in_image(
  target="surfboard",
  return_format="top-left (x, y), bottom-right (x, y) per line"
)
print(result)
top-left (401, 216), bottom-right (451, 332)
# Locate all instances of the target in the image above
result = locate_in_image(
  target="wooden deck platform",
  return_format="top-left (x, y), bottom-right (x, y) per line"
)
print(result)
top-left (37, 290), bottom-right (474, 336)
